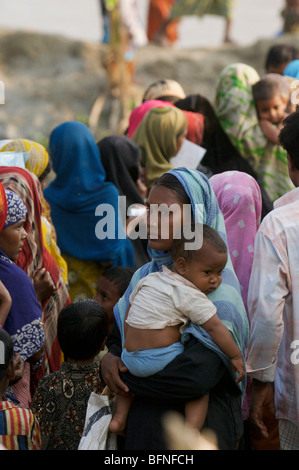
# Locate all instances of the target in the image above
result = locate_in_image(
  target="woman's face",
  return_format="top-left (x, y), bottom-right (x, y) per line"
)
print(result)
top-left (146, 185), bottom-right (187, 252)
top-left (0, 217), bottom-right (27, 261)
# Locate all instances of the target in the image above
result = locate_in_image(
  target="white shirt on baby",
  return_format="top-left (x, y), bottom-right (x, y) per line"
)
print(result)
top-left (127, 265), bottom-right (216, 333)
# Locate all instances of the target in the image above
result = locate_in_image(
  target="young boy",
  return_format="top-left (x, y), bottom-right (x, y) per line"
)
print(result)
top-left (110, 225), bottom-right (245, 434)
top-left (30, 299), bottom-right (108, 450)
top-left (93, 266), bottom-right (135, 334)
top-left (0, 329), bottom-right (41, 450)
top-left (265, 44), bottom-right (299, 75)
top-left (252, 75), bottom-right (290, 145)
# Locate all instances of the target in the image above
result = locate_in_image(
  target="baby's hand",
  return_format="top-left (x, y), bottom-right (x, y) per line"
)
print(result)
top-left (231, 356), bottom-right (245, 383)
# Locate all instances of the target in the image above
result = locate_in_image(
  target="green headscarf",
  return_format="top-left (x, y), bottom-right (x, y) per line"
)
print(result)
top-left (131, 106), bottom-right (188, 189)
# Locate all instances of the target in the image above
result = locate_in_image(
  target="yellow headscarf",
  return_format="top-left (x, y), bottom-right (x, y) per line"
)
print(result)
top-left (131, 106), bottom-right (188, 189)
top-left (1, 138), bottom-right (49, 179)
top-left (0, 139), bottom-right (68, 284)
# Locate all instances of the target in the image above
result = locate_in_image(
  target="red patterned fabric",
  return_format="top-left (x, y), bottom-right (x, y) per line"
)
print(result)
top-left (0, 182), bottom-right (7, 232)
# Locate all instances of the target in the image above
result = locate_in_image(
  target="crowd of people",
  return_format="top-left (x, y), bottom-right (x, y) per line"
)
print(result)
top-left (1, 39), bottom-right (299, 452)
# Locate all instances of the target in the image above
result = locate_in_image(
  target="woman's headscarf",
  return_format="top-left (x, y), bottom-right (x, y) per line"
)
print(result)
top-left (127, 100), bottom-right (174, 138)
top-left (4, 189), bottom-right (27, 228)
top-left (0, 183), bottom-right (7, 231)
top-left (210, 171), bottom-right (262, 317)
top-left (0, 139), bottom-right (50, 180)
top-left (0, 138), bottom-right (68, 283)
top-left (97, 135), bottom-right (150, 268)
top-left (114, 167), bottom-right (249, 393)
top-left (0, 183), bottom-right (44, 363)
top-left (131, 107), bottom-right (188, 189)
top-left (181, 110), bottom-right (204, 146)
top-left (0, 166), bottom-right (70, 373)
top-left (214, 63), bottom-right (294, 202)
top-left (44, 121), bottom-right (134, 267)
top-left (97, 135), bottom-right (144, 209)
top-left (142, 79), bottom-right (186, 103)
top-left (283, 59), bottom-right (299, 79)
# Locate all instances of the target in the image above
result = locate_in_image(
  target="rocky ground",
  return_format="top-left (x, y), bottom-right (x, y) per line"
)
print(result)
top-left (0, 29), bottom-right (298, 146)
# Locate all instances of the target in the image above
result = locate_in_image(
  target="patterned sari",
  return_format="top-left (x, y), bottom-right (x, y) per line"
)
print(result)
top-left (0, 167), bottom-right (70, 376)
top-left (0, 182), bottom-right (45, 407)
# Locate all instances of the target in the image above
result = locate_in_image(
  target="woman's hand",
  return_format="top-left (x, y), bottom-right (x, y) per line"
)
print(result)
top-left (249, 380), bottom-right (275, 439)
top-left (33, 268), bottom-right (57, 303)
top-left (101, 352), bottom-right (130, 396)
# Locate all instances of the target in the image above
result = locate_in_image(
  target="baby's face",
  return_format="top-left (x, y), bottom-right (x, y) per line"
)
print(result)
top-left (181, 248), bottom-right (227, 295)
top-left (256, 95), bottom-right (287, 124)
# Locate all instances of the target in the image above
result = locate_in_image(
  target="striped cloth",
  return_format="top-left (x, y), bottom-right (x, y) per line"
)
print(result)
top-left (246, 186), bottom-right (299, 429)
top-left (0, 401), bottom-right (41, 450)
top-left (169, 0), bottom-right (235, 20)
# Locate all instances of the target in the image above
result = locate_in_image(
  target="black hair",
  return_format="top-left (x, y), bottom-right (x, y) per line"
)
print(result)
top-left (57, 299), bottom-right (108, 361)
top-left (0, 329), bottom-right (14, 381)
top-left (279, 111), bottom-right (299, 169)
top-left (252, 77), bottom-right (289, 102)
top-left (102, 266), bottom-right (135, 297)
top-left (265, 44), bottom-right (299, 71)
top-left (152, 172), bottom-right (191, 206)
top-left (171, 223), bottom-right (227, 262)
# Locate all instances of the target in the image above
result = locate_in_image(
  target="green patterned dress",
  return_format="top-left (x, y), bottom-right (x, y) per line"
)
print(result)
top-left (214, 63), bottom-right (294, 203)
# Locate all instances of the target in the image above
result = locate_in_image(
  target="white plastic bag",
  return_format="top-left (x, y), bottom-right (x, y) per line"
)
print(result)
top-left (78, 390), bottom-right (117, 450)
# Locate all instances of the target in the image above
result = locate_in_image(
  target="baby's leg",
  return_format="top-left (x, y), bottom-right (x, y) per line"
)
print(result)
top-left (185, 394), bottom-right (209, 431)
top-left (109, 394), bottom-right (134, 435)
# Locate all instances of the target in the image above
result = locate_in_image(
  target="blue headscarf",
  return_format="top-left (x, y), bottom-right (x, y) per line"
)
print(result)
top-left (44, 121), bottom-right (134, 267)
top-left (114, 167), bottom-right (249, 392)
top-left (283, 59), bottom-right (299, 79)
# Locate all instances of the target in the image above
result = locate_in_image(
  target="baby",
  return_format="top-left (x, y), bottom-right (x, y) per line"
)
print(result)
top-left (252, 74), bottom-right (290, 145)
top-left (110, 224), bottom-right (245, 434)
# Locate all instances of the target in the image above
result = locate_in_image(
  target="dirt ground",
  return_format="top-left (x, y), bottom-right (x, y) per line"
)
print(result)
top-left (0, 29), bottom-right (298, 146)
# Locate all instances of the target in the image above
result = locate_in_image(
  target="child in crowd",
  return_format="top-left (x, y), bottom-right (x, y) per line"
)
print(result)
top-left (0, 329), bottom-right (42, 450)
top-left (252, 75), bottom-right (290, 145)
top-left (265, 44), bottom-right (299, 75)
top-left (94, 266), bottom-right (136, 335)
top-left (110, 224), bottom-right (245, 434)
top-left (30, 299), bottom-right (108, 450)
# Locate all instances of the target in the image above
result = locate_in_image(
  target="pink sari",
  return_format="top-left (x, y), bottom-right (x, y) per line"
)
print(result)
top-left (210, 170), bottom-right (262, 318)
top-left (210, 170), bottom-right (262, 420)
